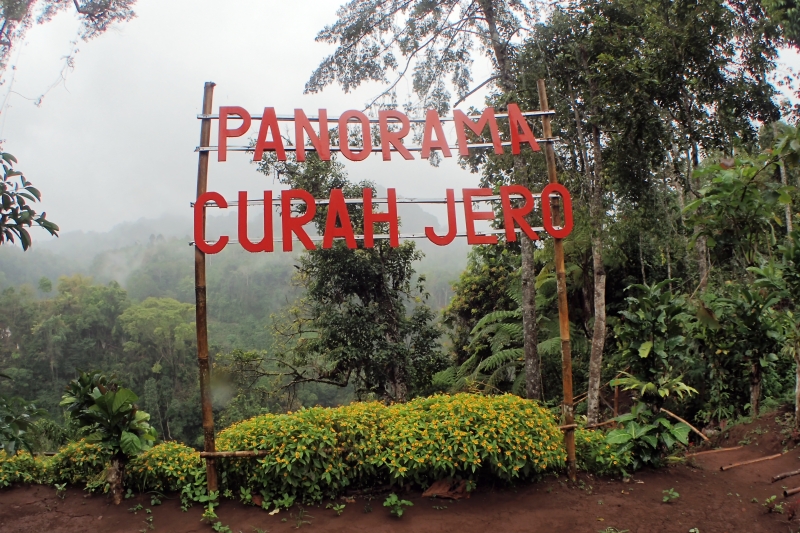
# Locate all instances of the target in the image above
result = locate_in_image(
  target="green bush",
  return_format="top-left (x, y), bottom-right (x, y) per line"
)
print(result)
top-left (48, 439), bottom-right (110, 488)
top-left (217, 393), bottom-right (564, 503)
top-left (0, 451), bottom-right (49, 487)
top-left (127, 441), bottom-right (205, 493)
top-left (575, 428), bottom-right (631, 477)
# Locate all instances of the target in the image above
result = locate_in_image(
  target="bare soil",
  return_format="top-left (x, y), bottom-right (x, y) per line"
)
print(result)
top-left (3, 413), bottom-right (800, 533)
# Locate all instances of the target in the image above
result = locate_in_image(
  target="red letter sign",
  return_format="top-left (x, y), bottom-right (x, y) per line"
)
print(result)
top-left (463, 188), bottom-right (498, 245)
top-left (218, 106), bottom-right (251, 162)
top-left (454, 108), bottom-right (504, 156)
top-left (253, 107), bottom-right (286, 162)
top-left (363, 188), bottom-right (399, 247)
top-left (194, 192), bottom-right (228, 254)
top-left (295, 109), bottom-right (331, 162)
top-left (323, 189), bottom-right (357, 249)
top-left (379, 110), bottom-right (413, 161)
top-left (238, 190), bottom-right (274, 252)
top-left (339, 110), bottom-right (372, 161)
top-left (500, 185), bottom-right (539, 242)
top-left (421, 109), bottom-right (452, 159)
top-left (541, 183), bottom-right (574, 238)
top-left (425, 188), bottom-right (457, 245)
top-left (281, 189), bottom-right (316, 251)
top-left (508, 104), bottom-right (541, 154)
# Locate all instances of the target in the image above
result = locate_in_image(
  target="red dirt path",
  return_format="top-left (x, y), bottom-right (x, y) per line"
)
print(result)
top-left (3, 414), bottom-right (800, 533)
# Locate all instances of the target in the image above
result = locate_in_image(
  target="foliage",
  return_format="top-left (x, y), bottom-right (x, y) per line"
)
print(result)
top-left (0, 152), bottom-right (58, 250)
top-left (216, 394), bottom-right (564, 503)
top-left (606, 404), bottom-right (691, 471)
top-left (48, 439), bottom-right (110, 488)
top-left (383, 493), bottom-right (413, 518)
top-left (0, 450), bottom-right (49, 487)
top-left (60, 371), bottom-right (156, 456)
top-left (662, 488), bottom-right (679, 503)
top-left (256, 152), bottom-right (446, 403)
top-left (0, 394), bottom-right (45, 454)
top-left (127, 441), bottom-right (205, 493)
top-left (574, 427), bottom-right (631, 477)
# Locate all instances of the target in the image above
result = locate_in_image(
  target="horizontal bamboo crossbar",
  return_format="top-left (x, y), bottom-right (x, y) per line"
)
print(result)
top-left (197, 111), bottom-right (556, 122)
top-left (199, 450), bottom-right (269, 458)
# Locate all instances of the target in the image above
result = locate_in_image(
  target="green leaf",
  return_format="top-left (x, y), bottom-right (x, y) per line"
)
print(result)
top-left (670, 423), bottom-right (691, 445)
top-left (638, 341), bottom-right (653, 358)
top-left (605, 430), bottom-right (632, 445)
top-left (120, 431), bottom-right (143, 455)
top-left (112, 388), bottom-right (138, 413)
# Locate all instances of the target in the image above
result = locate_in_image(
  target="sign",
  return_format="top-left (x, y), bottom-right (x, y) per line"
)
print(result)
top-left (197, 104), bottom-right (573, 253)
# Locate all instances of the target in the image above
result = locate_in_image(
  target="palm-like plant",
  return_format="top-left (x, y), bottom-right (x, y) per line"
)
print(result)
top-left (60, 371), bottom-right (156, 504)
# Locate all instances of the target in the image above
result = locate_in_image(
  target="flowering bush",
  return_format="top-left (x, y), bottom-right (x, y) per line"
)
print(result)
top-left (127, 441), bottom-right (205, 493)
top-left (217, 393), bottom-right (564, 503)
top-left (49, 439), bottom-right (110, 488)
top-left (0, 451), bottom-right (49, 487)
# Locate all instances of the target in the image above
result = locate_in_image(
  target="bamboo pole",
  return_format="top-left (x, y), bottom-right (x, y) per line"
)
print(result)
top-left (538, 78), bottom-right (576, 482)
top-left (784, 486), bottom-right (800, 498)
top-left (660, 408), bottom-right (710, 442)
top-left (200, 451), bottom-right (270, 458)
top-left (720, 453), bottom-right (782, 471)
top-left (685, 446), bottom-right (742, 458)
top-left (586, 419), bottom-right (616, 429)
top-left (773, 468), bottom-right (800, 483)
top-left (195, 81), bottom-right (218, 492)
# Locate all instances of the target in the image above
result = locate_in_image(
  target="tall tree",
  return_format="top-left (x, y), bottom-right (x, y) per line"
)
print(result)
top-left (516, 0), bottom-right (780, 423)
top-left (306, 0), bottom-right (546, 399)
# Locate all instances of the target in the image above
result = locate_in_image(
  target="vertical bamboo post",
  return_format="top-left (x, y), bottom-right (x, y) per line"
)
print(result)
top-left (537, 79), bottom-right (577, 482)
top-left (195, 81), bottom-right (218, 492)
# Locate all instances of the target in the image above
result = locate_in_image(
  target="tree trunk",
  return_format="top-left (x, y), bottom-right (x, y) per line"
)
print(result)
top-left (749, 362), bottom-right (761, 419)
top-left (587, 233), bottom-right (607, 424)
top-left (521, 235), bottom-right (542, 400)
top-left (795, 349), bottom-right (800, 431)
top-left (586, 124), bottom-right (607, 425)
top-left (107, 456), bottom-right (125, 505)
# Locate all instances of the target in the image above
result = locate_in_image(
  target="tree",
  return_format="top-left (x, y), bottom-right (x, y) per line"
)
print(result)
top-left (60, 370), bottom-right (156, 505)
top-left (306, 0), bottom-right (546, 400)
top-left (764, 0), bottom-right (800, 48)
top-left (0, 1), bottom-right (136, 73)
top-left (515, 0), bottom-right (780, 423)
top-left (0, 152), bottom-right (58, 250)
top-left (252, 152), bottom-right (445, 402)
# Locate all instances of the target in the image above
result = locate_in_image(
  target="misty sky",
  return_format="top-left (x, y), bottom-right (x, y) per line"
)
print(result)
top-left (1, 0), bottom-right (497, 238)
top-left (2, 1), bottom-right (799, 238)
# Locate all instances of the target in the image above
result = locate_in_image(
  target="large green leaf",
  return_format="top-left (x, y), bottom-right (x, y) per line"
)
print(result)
top-left (605, 430), bottom-right (633, 445)
top-left (112, 389), bottom-right (138, 414)
top-left (670, 423), bottom-right (691, 445)
top-left (120, 430), bottom-right (142, 455)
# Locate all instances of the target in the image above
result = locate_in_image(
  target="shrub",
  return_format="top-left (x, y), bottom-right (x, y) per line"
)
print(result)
top-left (217, 393), bottom-right (564, 503)
top-left (0, 451), bottom-right (49, 487)
top-left (48, 439), bottom-right (110, 489)
top-left (127, 441), bottom-right (205, 493)
top-left (575, 428), bottom-right (631, 477)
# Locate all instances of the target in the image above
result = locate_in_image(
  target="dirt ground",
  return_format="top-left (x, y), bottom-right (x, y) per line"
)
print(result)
top-left (3, 413), bottom-right (800, 533)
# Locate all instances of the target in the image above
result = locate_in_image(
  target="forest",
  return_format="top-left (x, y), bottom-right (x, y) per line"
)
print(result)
top-left (2, 0), bottom-right (800, 529)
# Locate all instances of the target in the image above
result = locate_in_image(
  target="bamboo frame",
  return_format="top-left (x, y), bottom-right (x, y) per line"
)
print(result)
top-left (195, 82), bottom-right (219, 492)
top-left (192, 80), bottom-right (577, 489)
top-left (537, 78), bottom-right (576, 482)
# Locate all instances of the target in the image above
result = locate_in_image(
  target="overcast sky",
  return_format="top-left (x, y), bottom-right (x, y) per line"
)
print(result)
top-left (3, 1), bottom-right (799, 238)
top-left (0, 0), bottom-right (497, 237)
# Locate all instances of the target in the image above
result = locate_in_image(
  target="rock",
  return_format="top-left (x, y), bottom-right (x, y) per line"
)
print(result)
top-left (422, 479), bottom-right (469, 500)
